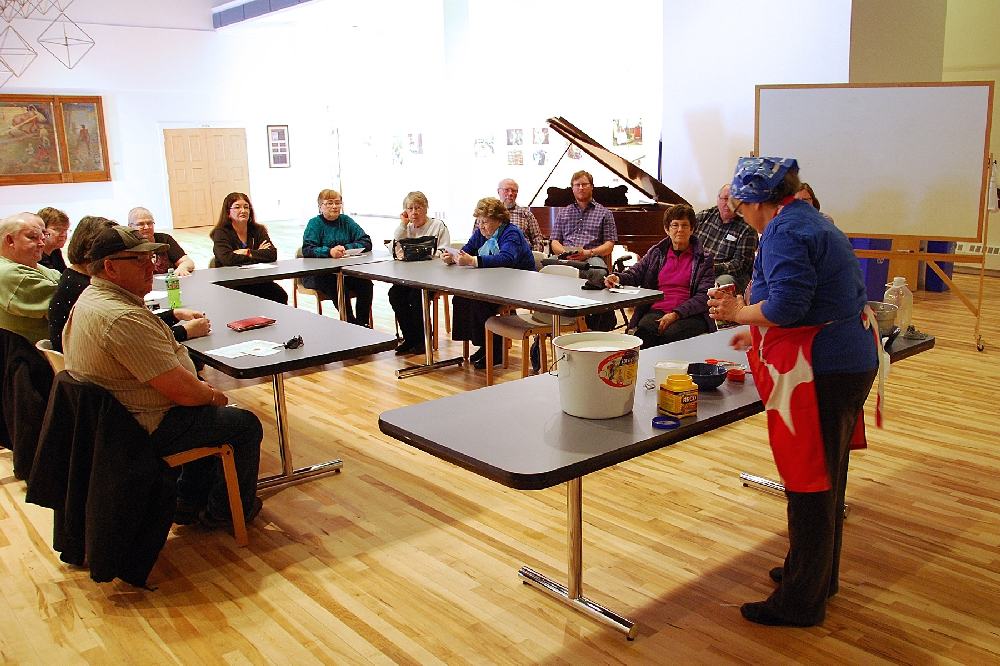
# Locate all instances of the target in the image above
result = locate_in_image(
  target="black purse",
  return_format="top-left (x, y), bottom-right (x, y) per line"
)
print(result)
top-left (392, 235), bottom-right (438, 261)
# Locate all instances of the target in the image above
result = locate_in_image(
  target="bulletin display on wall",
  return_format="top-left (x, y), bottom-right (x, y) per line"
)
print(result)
top-left (267, 125), bottom-right (290, 168)
top-left (0, 94), bottom-right (110, 186)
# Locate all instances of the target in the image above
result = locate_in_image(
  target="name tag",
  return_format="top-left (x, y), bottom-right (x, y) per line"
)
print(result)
top-left (725, 233), bottom-right (737, 242)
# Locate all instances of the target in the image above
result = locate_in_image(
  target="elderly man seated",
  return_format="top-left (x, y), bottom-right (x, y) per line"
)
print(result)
top-left (128, 207), bottom-right (195, 276)
top-left (0, 212), bottom-right (60, 344)
top-left (63, 226), bottom-right (264, 529)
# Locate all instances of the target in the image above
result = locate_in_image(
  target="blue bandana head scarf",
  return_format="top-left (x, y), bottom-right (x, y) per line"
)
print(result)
top-left (479, 223), bottom-right (504, 256)
top-left (730, 157), bottom-right (798, 203)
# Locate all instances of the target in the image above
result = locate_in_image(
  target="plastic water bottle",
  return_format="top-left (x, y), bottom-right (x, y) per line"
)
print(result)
top-left (883, 276), bottom-right (913, 330)
top-left (165, 268), bottom-right (182, 309)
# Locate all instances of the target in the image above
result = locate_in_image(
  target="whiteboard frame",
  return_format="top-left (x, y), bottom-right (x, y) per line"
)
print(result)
top-left (755, 82), bottom-right (994, 242)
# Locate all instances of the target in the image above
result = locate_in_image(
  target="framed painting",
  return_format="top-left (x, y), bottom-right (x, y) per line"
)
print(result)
top-left (0, 94), bottom-right (110, 185)
top-left (267, 124), bottom-right (289, 168)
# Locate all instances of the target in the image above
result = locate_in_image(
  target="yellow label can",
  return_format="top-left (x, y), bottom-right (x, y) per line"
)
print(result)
top-left (658, 374), bottom-right (698, 418)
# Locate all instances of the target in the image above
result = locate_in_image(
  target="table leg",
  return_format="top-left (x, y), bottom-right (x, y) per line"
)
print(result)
top-left (396, 288), bottom-right (463, 379)
top-left (549, 317), bottom-right (561, 370)
top-left (740, 472), bottom-right (850, 517)
top-left (337, 273), bottom-right (347, 322)
top-left (256, 372), bottom-right (343, 490)
top-left (518, 477), bottom-right (637, 639)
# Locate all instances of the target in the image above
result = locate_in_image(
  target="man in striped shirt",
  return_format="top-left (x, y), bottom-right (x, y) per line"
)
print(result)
top-left (63, 226), bottom-right (264, 529)
top-left (471, 179), bottom-right (546, 252)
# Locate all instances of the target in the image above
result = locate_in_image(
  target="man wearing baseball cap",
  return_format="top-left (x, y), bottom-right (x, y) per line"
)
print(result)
top-left (63, 226), bottom-right (264, 529)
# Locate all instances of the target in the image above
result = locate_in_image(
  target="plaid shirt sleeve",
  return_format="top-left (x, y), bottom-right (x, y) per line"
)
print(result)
top-left (695, 207), bottom-right (757, 284)
top-left (511, 206), bottom-right (545, 252)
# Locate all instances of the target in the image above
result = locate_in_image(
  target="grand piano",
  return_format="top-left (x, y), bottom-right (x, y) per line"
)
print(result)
top-left (529, 117), bottom-right (689, 259)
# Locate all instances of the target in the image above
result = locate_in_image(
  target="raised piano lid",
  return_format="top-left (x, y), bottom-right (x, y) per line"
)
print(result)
top-left (547, 116), bottom-right (689, 206)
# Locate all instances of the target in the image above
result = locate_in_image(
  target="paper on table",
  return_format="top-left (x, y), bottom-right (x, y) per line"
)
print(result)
top-left (343, 247), bottom-right (365, 257)
top-left (538, 295), bottom-right (601, 308)
top-left (145, 290), bottom-right (167, 301)
top-left (205, 339), bottom-right (283, 358)
top-left (608, 287), bottom-right (640, 294)
top-left (441, 246), bottom-right (461, 256)
top-left (238, 263), bottom-right (279, 270)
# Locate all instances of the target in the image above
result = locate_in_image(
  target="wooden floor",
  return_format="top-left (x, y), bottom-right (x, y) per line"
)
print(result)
top-left (2, 223), bottom-right (998, 665)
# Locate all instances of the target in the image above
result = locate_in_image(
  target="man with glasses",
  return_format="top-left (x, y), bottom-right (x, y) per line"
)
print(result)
top-left (0, 212), bottom-right (61, 344)
top-left (63, 226), bottom-right (264, 529)
top-left (38, 207), bottom-right (70, 273)
top-left (473, 179), bottom-right (545, 252)
top-left (301, 188), bottom-right (374, 326)
top-left (694, 183), bottom-right (758, 295)
top-left (128, 207), bottom-right (196, 276)
top-left (550, 170), bottom-right (618, 280)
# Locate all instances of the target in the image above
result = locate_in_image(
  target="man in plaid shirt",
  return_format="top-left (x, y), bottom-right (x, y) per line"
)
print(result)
top-left (473, 179), bottom-right (546, 252)
top-left (550, 170), bottom-right (618, 279)
top-left (695, 183), bottom-right (758, 294)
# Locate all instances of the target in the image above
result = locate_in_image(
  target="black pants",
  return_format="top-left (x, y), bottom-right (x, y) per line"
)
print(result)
top-left (634, 311), bottom-right (708, 348)
top-left (389, 285), bottom-right (426, 347)
top-left (302, 274), bottom-right (374, 326)
top-left (764, 368), bottom-right (877, 625)
top-left (149, 404), bottom-right (263, 520)
top-left (232, 280), bottom-right (288, 305)
top-left (451, 296), bottom-right (501, 347)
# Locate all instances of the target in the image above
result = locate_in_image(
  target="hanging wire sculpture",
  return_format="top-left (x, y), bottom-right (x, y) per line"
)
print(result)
top-left (37, 12), bottom-right (92, 68)
top-left (0, 0), bottom-right (92, 86)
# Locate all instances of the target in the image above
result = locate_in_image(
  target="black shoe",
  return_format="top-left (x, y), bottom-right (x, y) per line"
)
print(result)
top-left (473, 354), bottom-right (502, 370)
top-left (199, 496), bottom-right (263, 530)
top-left (173, 498), bottom-right (201, 525)
top-left (470, 346), bottom-right (486, 363)
top-left (395, 340), bottom-right (413, 356)
top-left (769, 567), bottom-right (783, 584)
top-left (740, 601), bottom-right (817, 627)
top-left (530, 337), bottom-right (541, 373)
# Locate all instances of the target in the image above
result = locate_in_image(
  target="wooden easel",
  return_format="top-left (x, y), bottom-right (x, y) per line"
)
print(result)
top-left (852, 152), bottom-right (994, 352)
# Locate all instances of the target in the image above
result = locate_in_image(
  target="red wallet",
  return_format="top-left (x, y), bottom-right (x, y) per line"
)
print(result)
top-left (227, 316), bottom-right (276, 332)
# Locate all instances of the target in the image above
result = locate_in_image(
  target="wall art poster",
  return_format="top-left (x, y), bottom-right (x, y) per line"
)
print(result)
top-left (533, 127), bottom-right (549, 144)
top-left (507, 149), bottom-right (523, 166)
top-left (532, 149), bottom-right (546, 166)
top-left (0, 100), bottom-right (60, 176)
top-left (506, 129), bottom-right (522, 146)
top-left (408, 133), bottom-right (423, 154)
top-left (473, 135), bottom-right (494, 158)
top-left (612, 118), bottom-right (642, 146)
top-left (267, 124), bottom-right (290, 168)
top-left (62, 101), bottom-right (106, 172)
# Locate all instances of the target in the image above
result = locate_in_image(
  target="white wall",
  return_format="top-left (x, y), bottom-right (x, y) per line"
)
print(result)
top-left (1, 0), bottom-right (849, 239)
top-left (661, 1), bottom-right (852, 211)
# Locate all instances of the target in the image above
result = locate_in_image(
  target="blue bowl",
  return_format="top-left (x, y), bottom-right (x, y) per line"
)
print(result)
top-left (686, 362), bottom-right (728, 390)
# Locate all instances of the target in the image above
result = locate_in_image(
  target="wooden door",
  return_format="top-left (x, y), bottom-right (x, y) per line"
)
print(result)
top-left (206, 128), bottom-right (251, 217)
top-left (163, 129), bottom-right (214, 229)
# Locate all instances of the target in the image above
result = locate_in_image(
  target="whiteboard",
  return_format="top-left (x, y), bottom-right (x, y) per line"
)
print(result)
top-left (756, 83), bottom-right (993, 241)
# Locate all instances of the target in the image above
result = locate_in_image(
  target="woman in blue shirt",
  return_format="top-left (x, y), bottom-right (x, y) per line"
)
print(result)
top-left (301, 189), bottom-right (374, 326)
top-left (709, 157), bottom-right (879, 628)
top-left (444, 197), bottom-right (536, 369)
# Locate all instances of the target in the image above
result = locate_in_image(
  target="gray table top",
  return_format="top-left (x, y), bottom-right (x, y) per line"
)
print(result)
top-left (343, 260), bottom-right (663, 316)
top-left (150, 252), bottom-right (398, 379)
top-left (379, 329), bottom-right (762, 489)
top-left (182, 250), bottom-right (392, 288)
top-left (378, 327), bottom-right (936, 490)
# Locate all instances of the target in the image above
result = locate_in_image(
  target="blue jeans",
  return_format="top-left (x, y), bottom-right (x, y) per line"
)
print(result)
top-left (150, 405), bottom-right (263, 519)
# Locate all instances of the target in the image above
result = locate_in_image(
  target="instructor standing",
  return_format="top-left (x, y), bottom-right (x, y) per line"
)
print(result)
top-left (708, 157), bottom-right (880, 627)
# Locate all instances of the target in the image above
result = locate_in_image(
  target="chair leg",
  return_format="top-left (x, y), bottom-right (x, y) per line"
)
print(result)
top-left (540, 336), bottom-right (549, 371)
top-left (162, 445), bottom-right (247, 547)
top-left (463, 340), bottom-right (470, 360)
top-left (317, 298), bottom-right (323, 316)
top-left (485, 331), bottom-right (494, 386)
top-left (293, 287), bottom-right (298, 308)
top-left (218, 445), bottom-right (248, 547)
top-left (521, 337), bottom-right (530, 378)
top-left (443, 294), bottom-right (451, 333)
top-left (432, 297), bottom-right (439, 350)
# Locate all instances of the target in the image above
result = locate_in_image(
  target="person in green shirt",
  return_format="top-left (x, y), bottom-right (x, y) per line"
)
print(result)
top-left (0, 212), bottom-right (60, 344)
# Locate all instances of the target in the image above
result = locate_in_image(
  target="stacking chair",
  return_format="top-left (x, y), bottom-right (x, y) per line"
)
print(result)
top-left (162, 446), bottom-right (247, 547)
top-left (36, 338), bottom-right (66, 373)
top-left (292, 247), bottom-right (373, 326)
top-left (482, 264), bottom-right (585, 386)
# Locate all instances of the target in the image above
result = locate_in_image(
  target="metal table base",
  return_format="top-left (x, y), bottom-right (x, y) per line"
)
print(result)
top-left (518, 478), bottom-right (637, 639)
top-left (256, 372), bottom-right (343, 490)
top-left (740, 472), bottom-right (850, 518)
top-left (396, 288), bottom-right (463, 379)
